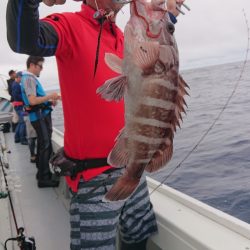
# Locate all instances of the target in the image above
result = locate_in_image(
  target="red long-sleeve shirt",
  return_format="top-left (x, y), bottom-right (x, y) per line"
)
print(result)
top-left (43, 5), bottom-right (124, 192)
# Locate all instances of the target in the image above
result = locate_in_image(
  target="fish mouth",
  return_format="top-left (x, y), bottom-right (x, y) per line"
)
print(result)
top-left (112, 0), bottom-right (132, 4)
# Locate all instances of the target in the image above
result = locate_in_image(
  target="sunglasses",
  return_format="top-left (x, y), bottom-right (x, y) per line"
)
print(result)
top-left (36, 64), bottom-right (43, 69)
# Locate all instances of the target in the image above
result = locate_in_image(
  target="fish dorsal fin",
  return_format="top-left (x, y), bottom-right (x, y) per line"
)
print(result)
top-left (97, 75), bottom-right (128, 102)
top-left (134, 41), bottom-right (160, 70)
top-left (105, 53), bottom-right (123, 74)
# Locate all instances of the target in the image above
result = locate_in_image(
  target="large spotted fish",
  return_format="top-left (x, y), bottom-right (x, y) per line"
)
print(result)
top-left (97, 0), bottom-right (189, 201)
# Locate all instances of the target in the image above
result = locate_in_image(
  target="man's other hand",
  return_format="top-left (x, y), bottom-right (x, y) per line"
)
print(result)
top-left (49, 92), bottom-right (61, 101)
top-left (167, 0), bottom-right (185, 16)
top-left (43, 0), bottom-right (66, 7)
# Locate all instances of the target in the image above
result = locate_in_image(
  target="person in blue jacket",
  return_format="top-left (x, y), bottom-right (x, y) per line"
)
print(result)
top-left (21, 56), bottom-right (60, 188)
top-left (12, 71), bottom-right (28, 145)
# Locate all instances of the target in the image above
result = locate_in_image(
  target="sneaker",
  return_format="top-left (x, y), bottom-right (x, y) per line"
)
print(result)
top-left (30, 156), bottom-right (36, 163)
top-left (38, 179), bottom-right (59, 188)
top-left (21, 141), bottom-right (28, 145)
top-left (15, 140), bottom-right (20, 143)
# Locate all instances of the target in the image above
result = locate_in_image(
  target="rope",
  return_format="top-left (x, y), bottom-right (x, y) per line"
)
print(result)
top-left (150, 9), bottom-right (250, 196)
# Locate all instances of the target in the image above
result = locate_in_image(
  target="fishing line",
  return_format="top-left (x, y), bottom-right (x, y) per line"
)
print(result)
top-left (93, 0), bottom-right (116, 76)
top-left (150, 9), bottom-right (250, 196)
top-left (94, 0), bottom-right (99, 11)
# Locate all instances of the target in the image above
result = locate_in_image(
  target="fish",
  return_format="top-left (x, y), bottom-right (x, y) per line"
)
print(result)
top-left (97, 0), bottom-right (189, 201)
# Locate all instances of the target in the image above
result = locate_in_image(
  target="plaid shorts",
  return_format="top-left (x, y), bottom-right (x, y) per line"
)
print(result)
top-left (70, 168), bottom-right (158, 250)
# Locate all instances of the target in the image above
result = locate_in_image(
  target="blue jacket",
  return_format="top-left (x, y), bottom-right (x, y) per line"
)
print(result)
top-left (12, 81), bottom-right (23, 102)
top-left (20, 73), bottom-right (51, 122)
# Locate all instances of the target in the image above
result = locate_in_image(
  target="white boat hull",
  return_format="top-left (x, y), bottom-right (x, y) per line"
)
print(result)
top-left (52, 127), bottom-right (250, 250)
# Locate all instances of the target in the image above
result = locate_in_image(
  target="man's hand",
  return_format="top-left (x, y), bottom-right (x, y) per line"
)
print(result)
top-left (167, 0), bottom-right (186, 17)
top-left (43, 0), bottom-right (66, 7)
top-left (48, 92), bottom-right (61, 101)
top-left (51, 100), bottom-right (58, 106)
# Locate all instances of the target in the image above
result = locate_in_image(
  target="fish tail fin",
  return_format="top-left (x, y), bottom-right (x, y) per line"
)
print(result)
top-left (104, 176), bottom-right (140, 201)
top-left (97, 75), bottom-right (128, 102)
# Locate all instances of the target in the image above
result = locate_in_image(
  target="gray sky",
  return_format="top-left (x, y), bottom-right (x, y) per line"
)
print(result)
top-left (0, 0), bottom-right (250, 89)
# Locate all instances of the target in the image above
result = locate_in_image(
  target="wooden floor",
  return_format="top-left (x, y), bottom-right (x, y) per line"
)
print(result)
top-left (1, 132), bottom-right (70, 250)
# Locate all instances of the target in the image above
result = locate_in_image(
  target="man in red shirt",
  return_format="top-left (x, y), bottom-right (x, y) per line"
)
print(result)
top-left (6, 0), bottom-right (184, 249)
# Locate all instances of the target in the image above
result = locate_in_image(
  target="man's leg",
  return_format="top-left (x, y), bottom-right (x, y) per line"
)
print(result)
top-left (28, 137), bottom-right (36, 160)
top-left (119, 175), bottom-right (158, 250)
top-left (14, 107), bottom-right (21, 143)
top-left (70, 169), bottom-right (126, 250)
top-left (14, 107), bottom-right (27, 144)
top-left (18, 111), bottom-right (28, 144)
top-left (14, 122), bottom-right (21, 142)
top-left (31, 113), bottom-right (57, 187)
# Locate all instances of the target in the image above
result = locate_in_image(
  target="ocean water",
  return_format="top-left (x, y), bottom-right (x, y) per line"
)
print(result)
top-left (52, 60), bottom-right (250, 224)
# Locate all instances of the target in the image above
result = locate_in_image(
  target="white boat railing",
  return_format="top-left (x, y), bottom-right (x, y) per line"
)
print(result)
top-left (52, 127), bottom-right (250, 250)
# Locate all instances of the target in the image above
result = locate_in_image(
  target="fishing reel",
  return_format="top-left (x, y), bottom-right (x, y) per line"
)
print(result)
top-left (0, 191), bottom-right (8, 198)
top-left (93, 9), bottom-right (115, 22)
top-left (4, 227), bottom-right (36, 250)
top-left (93, 9), bottom-right (107, 20)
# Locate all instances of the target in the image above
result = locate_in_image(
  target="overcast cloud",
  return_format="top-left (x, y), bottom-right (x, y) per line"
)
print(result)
top-left (0, 0), bottom-right (250, 89)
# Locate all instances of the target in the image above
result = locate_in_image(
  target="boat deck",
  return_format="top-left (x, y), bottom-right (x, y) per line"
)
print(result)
top-left (1, 128), bottom-right (250, 250)
top-left (0, 132), bottom-right (70, 250)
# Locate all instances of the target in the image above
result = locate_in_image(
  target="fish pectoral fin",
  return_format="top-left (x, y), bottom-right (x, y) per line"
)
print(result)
top-left (97, 75), bottom-right (127, 102)
top-left (105, 53), bottom-right (123, 74)
top-left (104, 175), bottom-right (140, 201)
top-left (108, 130), bottom-right (129, 168)
top-left (134, 41), bottom-right (160, 70)
top-left (145, 143), bottom-right (173, 172)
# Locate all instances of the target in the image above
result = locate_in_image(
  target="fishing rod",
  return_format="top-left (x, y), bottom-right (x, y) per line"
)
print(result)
top-left (0, 131), bottom-right (36, 250)
top-left (176, 3), bottom-right (190, 15)
top-left (150, 9), bottom-right (250, 196)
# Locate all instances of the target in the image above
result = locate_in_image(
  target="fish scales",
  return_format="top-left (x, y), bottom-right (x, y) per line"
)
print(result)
top-left (97, 0), bottom-right (189, 201)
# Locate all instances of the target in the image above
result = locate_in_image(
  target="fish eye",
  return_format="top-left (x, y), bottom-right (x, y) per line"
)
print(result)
top-left (167, 22), bottom-right (175, 34)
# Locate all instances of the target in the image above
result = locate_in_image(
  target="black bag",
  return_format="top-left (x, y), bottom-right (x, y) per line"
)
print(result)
top-left (49, 147), bottom-right (108, 178)
top-left (49, 147), bottom-right (78, 177)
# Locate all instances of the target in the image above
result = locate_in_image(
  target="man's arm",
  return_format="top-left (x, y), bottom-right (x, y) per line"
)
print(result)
top-left (6, 0), bottom-right (58, 56)
top-left (23, 76), bottom-right (59, 105)
top-left (167, 0), bottom-right (186, 20)
top-left (28, 93), bottom-right (59, 106)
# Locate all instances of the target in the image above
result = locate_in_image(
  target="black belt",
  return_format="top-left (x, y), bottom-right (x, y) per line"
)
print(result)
top-left (50, 147), bottom-right (110, 178)
top-left (68, 157), bottom-right (109, 171)
top-left (69, 158), bottom-right (109, 180)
